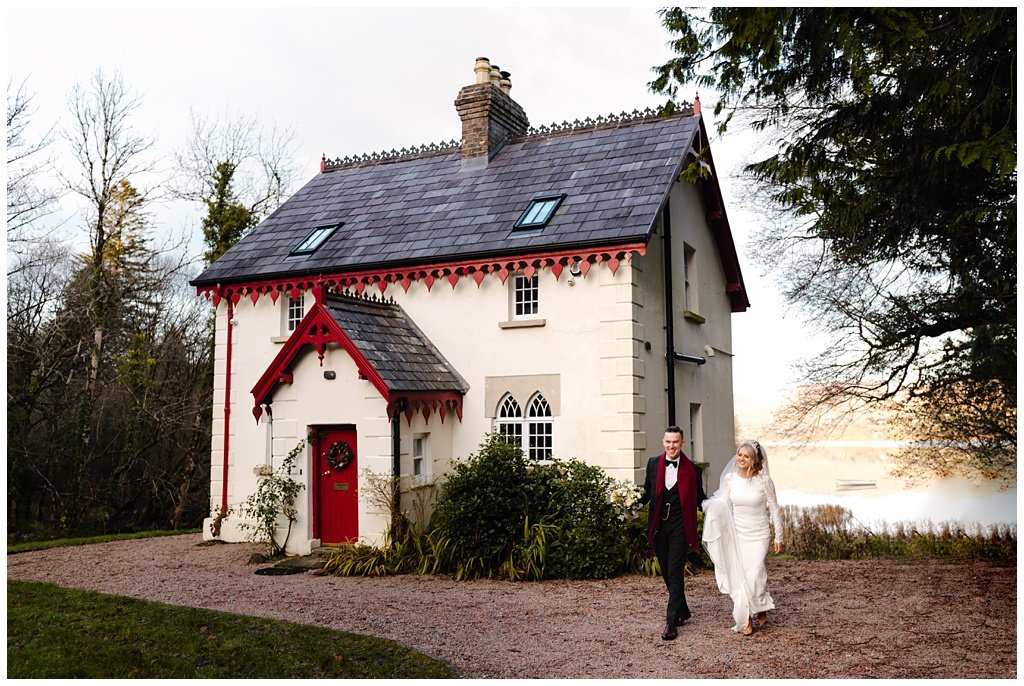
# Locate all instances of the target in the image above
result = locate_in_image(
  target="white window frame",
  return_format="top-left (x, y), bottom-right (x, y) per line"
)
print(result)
top-left (526, 394), bottom-right (553, 461)
top-left (494, 392), bottom-right (553, 461)
top-left (412, 433), bottom-right (430, 483)
top-left (285, 292), bottom-right (305, 334)
top-left (688, 402), bottom-right (703, 463)
top-left (496, 394), bottom-right (523, 448)
top-left (512, 273), bottom-right (539, 319)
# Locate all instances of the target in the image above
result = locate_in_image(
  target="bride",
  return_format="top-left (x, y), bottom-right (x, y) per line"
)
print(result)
top-left (701, 439), bottom-right (784, 635)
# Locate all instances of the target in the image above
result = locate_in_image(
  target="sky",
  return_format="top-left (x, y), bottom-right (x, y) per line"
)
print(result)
top-left (7, 4), bottom-right (825, 429)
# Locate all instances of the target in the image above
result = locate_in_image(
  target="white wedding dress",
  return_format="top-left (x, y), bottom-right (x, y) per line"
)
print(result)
top-left (702, 469), bottom-right (783, 631)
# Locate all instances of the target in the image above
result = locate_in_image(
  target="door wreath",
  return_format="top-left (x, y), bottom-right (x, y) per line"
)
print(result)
top-left (325, 440), bottom-right (354, 471)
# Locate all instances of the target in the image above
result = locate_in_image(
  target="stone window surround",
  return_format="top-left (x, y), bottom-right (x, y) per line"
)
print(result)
top-left (484, 374), bottom-right (561, 418)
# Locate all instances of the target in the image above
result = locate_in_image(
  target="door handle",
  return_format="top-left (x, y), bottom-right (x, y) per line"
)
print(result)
top-left (323, 470), bottom-right (331, 476)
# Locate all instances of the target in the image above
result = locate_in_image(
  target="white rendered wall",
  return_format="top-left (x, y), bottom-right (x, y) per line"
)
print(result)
top-left (386, 255), bottom-right (642, 483)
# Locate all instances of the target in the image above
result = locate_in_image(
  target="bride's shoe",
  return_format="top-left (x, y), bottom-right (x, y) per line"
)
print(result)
top-left (756, 611), bottom-right (768, 627)
top-left (741, 621), bottom-right (753, 636)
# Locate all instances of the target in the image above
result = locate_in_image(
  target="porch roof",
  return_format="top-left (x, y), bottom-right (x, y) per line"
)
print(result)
top-left (322, 293), bottom-right (468, 394)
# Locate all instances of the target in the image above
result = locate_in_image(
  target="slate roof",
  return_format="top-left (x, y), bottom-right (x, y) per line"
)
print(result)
top-left (191, 112), bottom-right (702, 287)
top-left (322, 294), bottom-right (468, 394)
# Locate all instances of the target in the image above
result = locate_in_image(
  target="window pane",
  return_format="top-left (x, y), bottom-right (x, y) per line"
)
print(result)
top-left (535, 199), bottom-right (557, 222)
top-left (499, 395), bottom-right (522, 418)
top-left (528, 394), bottom-right (551, 417)
top-left (514, 194), bottom-right (565, 229)
top-left (521, 202), bottom-right (545, 225)
top-left (514, 274), bottom-right (539, 317)
top-left (528, 421), bottom-right (552, 460)
top-left (287, 294), bottom-right (305, 332)
top-left (497, 421), bottom-right (523, 447)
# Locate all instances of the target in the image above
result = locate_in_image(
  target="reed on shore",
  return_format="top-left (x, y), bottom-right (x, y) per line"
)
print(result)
top-left (778, 504), bottom-right (1016, 561)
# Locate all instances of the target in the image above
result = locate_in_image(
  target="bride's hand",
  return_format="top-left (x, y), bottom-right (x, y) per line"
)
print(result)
top-left (774, 541), bottom-right (783, 554)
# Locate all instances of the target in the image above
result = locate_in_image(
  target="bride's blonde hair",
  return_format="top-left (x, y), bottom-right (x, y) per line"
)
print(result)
top-left (738, 440), bottom-right (766, 475)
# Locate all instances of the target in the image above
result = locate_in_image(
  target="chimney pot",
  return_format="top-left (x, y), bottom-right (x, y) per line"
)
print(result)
top-left (489, 64), bottom-right (502, 86)
top-left (499, 70), bottom-right (512, 94)
top-left (474, 57), bottom-right (492, 84)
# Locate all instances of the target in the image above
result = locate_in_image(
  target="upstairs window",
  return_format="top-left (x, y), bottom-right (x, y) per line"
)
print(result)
top-left (285, 292), bottom-right (305, 333)
top-left (289, 222), bottom-right (341, 256)
top-left (514, 193), bottom-right (565, 230)
top-left (513, 274), bottom-right (539, 318)
top-left (683, 243), bottom-right (697, 313)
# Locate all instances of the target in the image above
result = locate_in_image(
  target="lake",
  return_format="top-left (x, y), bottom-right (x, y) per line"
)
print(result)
top-left (760, 441), bottom-right (1017, 530)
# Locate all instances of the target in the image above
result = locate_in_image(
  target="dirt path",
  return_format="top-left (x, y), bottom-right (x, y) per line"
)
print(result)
top-left (6, 534), bottom-right (1016, 678)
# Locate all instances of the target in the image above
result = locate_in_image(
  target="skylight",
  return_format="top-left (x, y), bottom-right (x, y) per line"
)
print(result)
top-left (514, 193), bottom-right (566, 230)
top-left (290, 223), bottom-right (341, 256)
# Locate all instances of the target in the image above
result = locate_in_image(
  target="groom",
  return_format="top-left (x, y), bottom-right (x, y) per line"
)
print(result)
top-left (642, 426), bottom-right (700, 640)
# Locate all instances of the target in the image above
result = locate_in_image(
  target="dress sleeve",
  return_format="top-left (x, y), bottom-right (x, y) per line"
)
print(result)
top-left (763, 476), bottom-right (783, 543)
top-left (720, 472), bottom-right (734, 508)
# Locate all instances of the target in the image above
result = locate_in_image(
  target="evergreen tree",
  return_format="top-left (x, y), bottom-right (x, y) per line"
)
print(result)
top-left (652, 8), bottom-right (1015, 478)
top-left (201, 161), bottom-right (256, 265)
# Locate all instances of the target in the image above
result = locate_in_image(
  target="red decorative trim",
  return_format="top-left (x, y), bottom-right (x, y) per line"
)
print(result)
top-left (196, 243), bottom-right (647, 304)
top-left (388, 392), bottom-right (465, 426)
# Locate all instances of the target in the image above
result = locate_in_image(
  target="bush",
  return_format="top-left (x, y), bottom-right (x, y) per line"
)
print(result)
top-left (525, 459), bottom-right (627, 579)
top-left (428, 435), bottom-right (653, 580)
top-left (324, 435), bottom-right (709, 581)
top-left (429, 436), bottom-right (532, 579)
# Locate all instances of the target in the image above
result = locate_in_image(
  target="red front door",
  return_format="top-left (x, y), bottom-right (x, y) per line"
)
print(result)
top-left (315, 426), bottom-right (359, 544)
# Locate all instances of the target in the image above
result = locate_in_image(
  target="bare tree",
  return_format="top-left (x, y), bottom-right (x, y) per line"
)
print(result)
top-left (7, 77), bottom-right (63, 270)
top-left (62, 69), bottom-right (156, 395)
top-left (171, 108), bottom-right (298, 263)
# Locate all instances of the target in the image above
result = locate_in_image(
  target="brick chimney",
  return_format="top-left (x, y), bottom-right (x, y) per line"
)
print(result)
top-left (455, 57), bottom-right (529, 170)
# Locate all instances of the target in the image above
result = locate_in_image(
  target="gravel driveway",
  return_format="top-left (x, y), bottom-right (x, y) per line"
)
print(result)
top-left (6, 533), bottom-right (1016, 678)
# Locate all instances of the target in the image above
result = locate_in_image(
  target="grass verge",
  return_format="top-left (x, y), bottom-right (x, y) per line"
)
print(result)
top-left (8, 529), bottom-right (202, 555)
top-left (7, 580), bottom-right (458, 678)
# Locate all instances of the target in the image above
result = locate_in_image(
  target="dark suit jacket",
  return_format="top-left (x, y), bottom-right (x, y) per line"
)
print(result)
top-left (642, 452), bottom-right (702, 548)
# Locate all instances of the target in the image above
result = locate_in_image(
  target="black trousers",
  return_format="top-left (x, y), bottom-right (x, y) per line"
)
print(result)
top-left (654, 512), bottom-right (690, 625)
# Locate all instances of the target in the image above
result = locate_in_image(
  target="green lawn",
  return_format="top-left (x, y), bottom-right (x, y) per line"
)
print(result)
top-left (7, 529), bottom-right (202, 554)
top-left (8, 580), bottom-right (458, 678)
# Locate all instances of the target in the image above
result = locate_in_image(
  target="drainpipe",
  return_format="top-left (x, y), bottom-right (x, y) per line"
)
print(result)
top-left (220, 297), bottom-right (234, 516)
top-left (662, 202), bottom-right (677, 426)
top-left (390, 401), bottom-right (402, 536)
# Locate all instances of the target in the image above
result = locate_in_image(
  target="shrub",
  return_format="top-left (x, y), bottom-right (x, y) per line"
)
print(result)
top-left (525, 459), bottom-right (628, 579)
top-left (428, 435), bottom-right (662, 580)
top-left (324, 434), bottom-right (709, 581)
top-left (237, 440), bottom-right (305, 557)
top-left (429, 435), bottom-right (532, 578)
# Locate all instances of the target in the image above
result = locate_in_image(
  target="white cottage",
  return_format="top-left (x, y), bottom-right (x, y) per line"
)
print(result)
top-left (192, 58), bottom-right (749, 554)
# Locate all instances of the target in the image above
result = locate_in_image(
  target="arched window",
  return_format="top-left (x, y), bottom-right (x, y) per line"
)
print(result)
top-left (526, 394), bottom-right (553, 461)
top-left (494, 393), bottom-right (554, 460)
top-left (496, 394), bottom-right (523, 448)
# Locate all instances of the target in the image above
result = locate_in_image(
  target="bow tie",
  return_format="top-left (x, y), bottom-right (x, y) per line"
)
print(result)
top-left (666, 460), bottom-right (678, 469)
